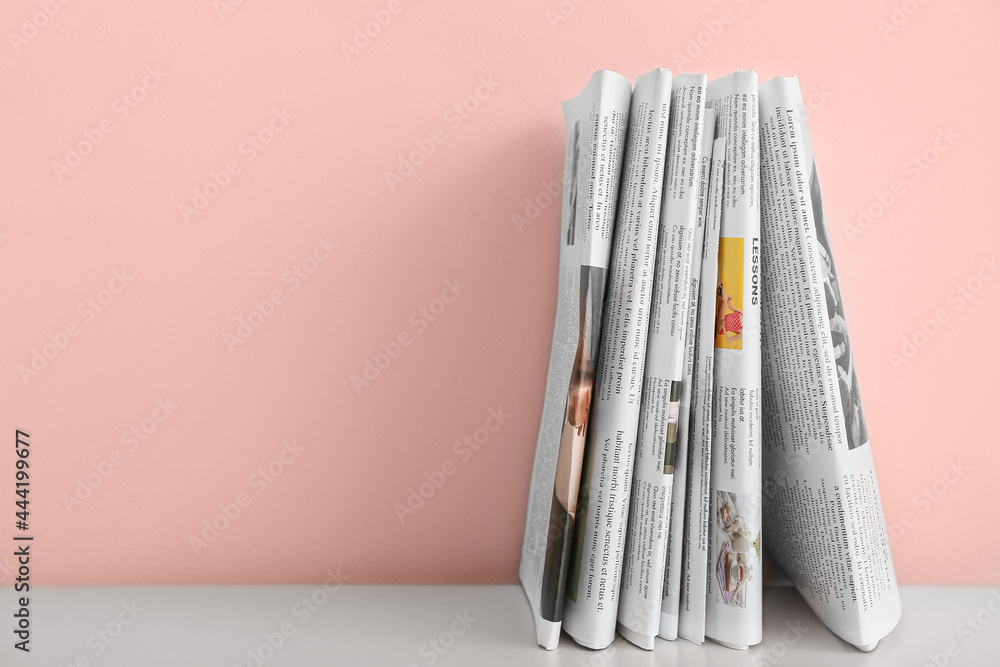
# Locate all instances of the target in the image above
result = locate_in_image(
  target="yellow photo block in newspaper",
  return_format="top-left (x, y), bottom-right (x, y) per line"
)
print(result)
top-left (715, 237), bottom-right (744, 350)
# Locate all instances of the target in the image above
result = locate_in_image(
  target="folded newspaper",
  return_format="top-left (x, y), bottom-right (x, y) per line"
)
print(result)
top-left (757, 75), bottom-right (902, 651)
top-left (520, 70), bottom-right (900, 653)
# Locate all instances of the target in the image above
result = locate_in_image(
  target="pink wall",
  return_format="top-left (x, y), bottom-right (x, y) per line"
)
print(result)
top-left (1, 0), bottom-right (996, 587)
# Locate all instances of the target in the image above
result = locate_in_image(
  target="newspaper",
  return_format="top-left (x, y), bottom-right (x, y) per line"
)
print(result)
top-left (660, 109), bottom-right (717, 643)
top-left (758, 75), bottom-right (901, 651)
top-left (656, 95), bottom-right (715, 639)
top-left (617, 73), bottom-right (707, 650)
top-left (703, 70), bottom-right (763, 650)
top-left (518, 69), bottom-right (632, 651)
top-left (562, 68), bottom-right (672, 650)
top-left (677, 132), bottom-right (727, 644)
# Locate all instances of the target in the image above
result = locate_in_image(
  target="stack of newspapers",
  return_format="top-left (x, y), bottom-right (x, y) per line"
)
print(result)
top-left (519, 69), bottom-right (901, 653)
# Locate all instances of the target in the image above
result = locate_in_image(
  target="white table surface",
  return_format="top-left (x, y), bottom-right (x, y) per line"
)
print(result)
top-left (2, 584), bottom-right (998, 666)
